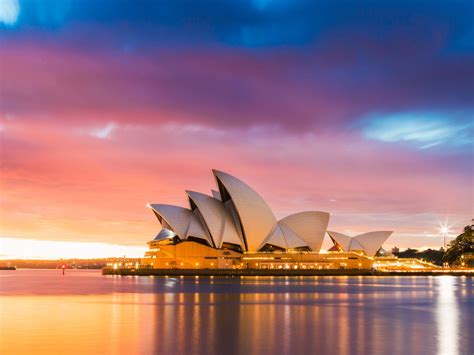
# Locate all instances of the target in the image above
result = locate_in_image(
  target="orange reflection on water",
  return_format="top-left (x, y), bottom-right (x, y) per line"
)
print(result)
top-left (1, 271), bottom-right (472, 355)
top-left (0, 293), bottom-right (157, 355)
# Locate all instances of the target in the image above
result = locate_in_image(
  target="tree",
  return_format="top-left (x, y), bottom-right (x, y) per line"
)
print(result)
top-left (394, 248), bottom-right (445, 266)
top-left (443, 225), bottom-right (474, 265)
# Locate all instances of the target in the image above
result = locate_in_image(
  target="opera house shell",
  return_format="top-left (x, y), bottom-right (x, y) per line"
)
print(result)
top-left (143, 169), bottom-right (393, 270)
top-left (148, 170), bottom-right (330, 253)
top-left (327, 231), bottom-right (393, 256)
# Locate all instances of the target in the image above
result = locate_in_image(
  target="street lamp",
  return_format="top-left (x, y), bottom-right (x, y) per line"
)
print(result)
top-left (439, 224), bottom-right (450, 250)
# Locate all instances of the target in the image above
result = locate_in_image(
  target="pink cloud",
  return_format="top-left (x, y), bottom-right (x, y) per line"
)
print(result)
top-left (1, 118), bottom-right (471, 249)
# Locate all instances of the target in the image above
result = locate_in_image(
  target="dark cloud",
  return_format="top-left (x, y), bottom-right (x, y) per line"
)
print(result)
top-left (7, 0), bottom-right (473, 49)
top-left (2, 40), bottom-right (472, 132)
top-left (1, 0), bottom-right (473, 142)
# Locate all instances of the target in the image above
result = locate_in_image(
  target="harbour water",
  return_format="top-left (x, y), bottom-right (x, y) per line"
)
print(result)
top-left (0, 270), bottom-right (473, 354)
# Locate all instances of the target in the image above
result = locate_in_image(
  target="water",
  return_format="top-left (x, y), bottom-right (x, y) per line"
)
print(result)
top-left (0, 270), bottom-right (473, 355)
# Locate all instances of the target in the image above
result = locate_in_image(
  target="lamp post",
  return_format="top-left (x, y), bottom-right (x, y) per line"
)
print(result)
top-left (440, 225), bottom-right (449, 250)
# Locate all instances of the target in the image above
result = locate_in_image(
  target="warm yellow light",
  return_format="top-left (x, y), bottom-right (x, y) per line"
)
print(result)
top-left (0, 237), bottom-right (146, 259)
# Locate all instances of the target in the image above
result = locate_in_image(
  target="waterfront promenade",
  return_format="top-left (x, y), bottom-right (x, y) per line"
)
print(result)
top-left (103, 267), bottom-right (473, 277)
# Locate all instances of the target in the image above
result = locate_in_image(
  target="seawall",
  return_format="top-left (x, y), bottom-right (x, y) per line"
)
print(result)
top-left (102, 268), bottom-right (473, 277)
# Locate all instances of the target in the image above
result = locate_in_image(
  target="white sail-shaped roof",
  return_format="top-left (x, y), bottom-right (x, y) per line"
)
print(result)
top-left (148, 204), bottom-right (212, 245)
top-left (148, 204), bottom-right (189, 238)
top-left (212, 170), bottom-right (277, 252)
top-left (262, 223), bottom-right (307, 249)
top-left (326, 231), bottom-right (352, 251)
top-left (349, 239), bottom-right (364, 251)
top-left (187, 211), bottom-right (211, 242)
top-left (147, 170), bottom-right (335, 253)
top-left (354, 231), bottom-right (393, 256)
top-left (279, 223), bottom-right (308, 248)
top-left (186, 191), bottom-right (243, 249)
top-left (153, 228), bottom-right (176, 241)
top-left (272, 211), bottom-right (330, 251)
top-left (264, 225), bottom-right (288, 248)
top-left (327, 231), bottom-right (393, 256)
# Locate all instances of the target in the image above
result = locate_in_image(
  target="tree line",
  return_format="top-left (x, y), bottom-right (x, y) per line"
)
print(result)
top-left (393, 224), bottom-right (474, 266)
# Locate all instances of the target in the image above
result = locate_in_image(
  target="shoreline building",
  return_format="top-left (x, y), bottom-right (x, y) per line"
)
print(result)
top-left (141, 170), bottom-right (395, 270)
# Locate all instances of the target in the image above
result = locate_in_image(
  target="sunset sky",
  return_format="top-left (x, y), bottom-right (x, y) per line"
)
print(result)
top-left (1, 0), bottom-right (473, 259)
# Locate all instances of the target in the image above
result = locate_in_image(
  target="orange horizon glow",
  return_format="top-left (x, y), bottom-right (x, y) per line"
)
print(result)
top-left (0, 230), bottom-right (458, 260)
top-left (0, 237), bottom-right (147, 260)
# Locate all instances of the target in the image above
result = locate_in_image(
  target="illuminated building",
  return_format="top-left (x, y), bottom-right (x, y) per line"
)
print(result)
top-left (141, 169), bottom-right (392, 270)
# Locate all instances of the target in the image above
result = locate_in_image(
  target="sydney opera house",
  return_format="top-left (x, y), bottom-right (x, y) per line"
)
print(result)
top-left (141, 170), bottom-right (397, 270)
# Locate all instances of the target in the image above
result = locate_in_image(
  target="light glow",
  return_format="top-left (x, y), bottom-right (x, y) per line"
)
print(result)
top-left (436, 276), bottom-right (460, 354)
top-left (439, 224), bottom-right (450, 235)
top-left (0, 237), bottom-right (146, 259)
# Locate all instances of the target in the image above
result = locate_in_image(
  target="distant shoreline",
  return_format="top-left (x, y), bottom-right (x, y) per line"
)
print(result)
top-left (0, 258), bottom-right (139, 270)
top-left (0, 267), bottom-right (101, 270)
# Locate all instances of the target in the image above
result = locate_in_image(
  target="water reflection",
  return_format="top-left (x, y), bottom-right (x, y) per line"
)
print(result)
top-left (0, 271), bottom-right (472, 355)
top-left (436, 276), bottom-right (459, 355)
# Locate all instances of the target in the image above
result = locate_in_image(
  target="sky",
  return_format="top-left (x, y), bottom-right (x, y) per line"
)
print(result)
top-left (0, 0), bottom-right (473, 259)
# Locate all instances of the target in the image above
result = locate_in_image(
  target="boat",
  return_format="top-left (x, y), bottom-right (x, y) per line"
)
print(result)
top-left (0, 266), bottom-right (16, 270)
